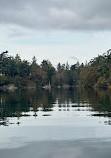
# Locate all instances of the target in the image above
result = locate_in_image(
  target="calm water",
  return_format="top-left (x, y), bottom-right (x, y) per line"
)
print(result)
top-left (0, 88), bottom-right (111, 158)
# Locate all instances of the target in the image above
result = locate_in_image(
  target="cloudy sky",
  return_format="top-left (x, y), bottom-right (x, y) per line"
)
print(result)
top-left (0, 0), bottom-right (111, 65)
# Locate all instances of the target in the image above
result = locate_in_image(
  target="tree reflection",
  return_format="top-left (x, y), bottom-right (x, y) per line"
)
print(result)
top-left (1, 88), bottom-right (111, 126)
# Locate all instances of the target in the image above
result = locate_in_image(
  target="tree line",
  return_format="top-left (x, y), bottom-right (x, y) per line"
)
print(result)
top-left (0, 51), bottom-right (81, 88)
top-left (80, 49), bottom-right (111, 88)
top-left (1, 49), bottom-right (111, 88)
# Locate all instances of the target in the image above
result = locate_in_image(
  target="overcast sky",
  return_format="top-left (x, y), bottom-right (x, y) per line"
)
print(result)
top-left (0, 0), bottom-right (111, 65)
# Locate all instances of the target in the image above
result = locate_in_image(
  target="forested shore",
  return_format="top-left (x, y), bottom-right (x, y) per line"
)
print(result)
top-left (1, 49), bottom-right (111, 89)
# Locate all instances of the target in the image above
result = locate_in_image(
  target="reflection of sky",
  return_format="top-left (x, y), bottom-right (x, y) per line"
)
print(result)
top-left (0, 99), bottom-right (108, 127)
top-left (1, 90), bottom-right (111, 149)
top-left (0, 123), bottom-right (111, 149)
top-left (0, 89), bottom-right (111, 127)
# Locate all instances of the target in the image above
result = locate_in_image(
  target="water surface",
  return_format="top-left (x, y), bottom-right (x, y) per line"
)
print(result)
top-left (0, 88), bottom-right (111, 157)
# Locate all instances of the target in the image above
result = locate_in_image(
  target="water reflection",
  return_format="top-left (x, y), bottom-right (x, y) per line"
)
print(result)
top-left (1, 88), bottom-right (111, 126)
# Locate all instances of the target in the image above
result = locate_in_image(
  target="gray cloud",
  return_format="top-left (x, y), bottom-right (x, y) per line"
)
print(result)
top-left (0, 0), bottom-right (111, 30)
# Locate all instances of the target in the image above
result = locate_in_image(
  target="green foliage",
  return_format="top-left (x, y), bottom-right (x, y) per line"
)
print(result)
top-left (52, 62), bottom-right (80, 87)
top-left (0, 76), bottom-right (9, 86)
top-left (80, 67), bottom-right (98, 87)
top-left (0, 52), bottom-right (56, 87)
top-left (41, 60), bottom-right (56, 82)
top-left (80, 49), bottom-right (111, 88)
top-left (97, 76), bottom-right (107, 88)
top-left (1, 49), bottom-right (111, 89)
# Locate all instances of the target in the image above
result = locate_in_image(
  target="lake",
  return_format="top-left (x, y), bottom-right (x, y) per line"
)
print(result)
top-left (0, 88), bottom-right (111, 158)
